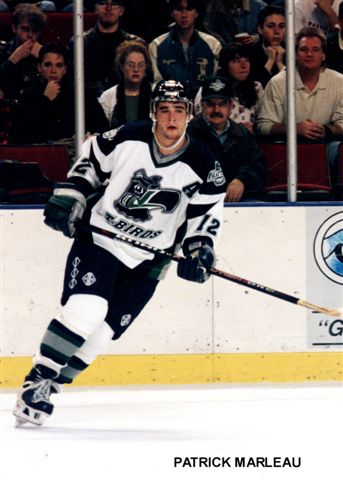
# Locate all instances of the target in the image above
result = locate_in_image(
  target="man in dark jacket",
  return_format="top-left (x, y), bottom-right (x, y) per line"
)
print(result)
top-left (12, 42), bottom-right (108, 144)
top-left (188, 76), bottom-right (265, 202)
top-left (68, 0), bottom-right (145, 98)
top-left (149, 0), bottom-right (221, 99)
top-left (0, 4), bottom-right (47, 101)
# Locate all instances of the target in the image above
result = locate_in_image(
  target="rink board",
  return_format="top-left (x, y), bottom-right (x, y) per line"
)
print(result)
top-left (1, 205), bottom-right (343, 386)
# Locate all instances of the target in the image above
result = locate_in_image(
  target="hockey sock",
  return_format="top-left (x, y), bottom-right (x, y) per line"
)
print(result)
top-left (54, 322), bottom-right (114, 384)
top-left (55, 355), bottom-right (89, 384)
top-left (34, 294), bottom-right (109, 375)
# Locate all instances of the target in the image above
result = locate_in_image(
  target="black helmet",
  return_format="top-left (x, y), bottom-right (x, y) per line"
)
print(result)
top-left (150, 80), bottom-right (193, 119)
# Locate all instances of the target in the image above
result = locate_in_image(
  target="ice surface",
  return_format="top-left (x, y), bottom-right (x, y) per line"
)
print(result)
top-left (1, 383), bottom-right (342, 479)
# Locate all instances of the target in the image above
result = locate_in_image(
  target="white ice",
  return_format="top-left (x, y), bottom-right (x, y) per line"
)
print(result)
top-left (1, 383), bottom-right (342, 480)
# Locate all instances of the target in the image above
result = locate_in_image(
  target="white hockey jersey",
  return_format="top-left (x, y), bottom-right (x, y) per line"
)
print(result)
top-left (68, 121), bottom-right (226, 272)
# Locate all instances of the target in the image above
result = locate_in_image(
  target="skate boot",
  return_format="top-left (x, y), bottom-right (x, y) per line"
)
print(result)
top-left (13, 367), bottom-right (60, 427)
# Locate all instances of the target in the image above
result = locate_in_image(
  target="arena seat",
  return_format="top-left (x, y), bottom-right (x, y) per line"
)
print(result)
top-left (0, 12), bottom-right (96, 45)
top-left (258, 142), bottom-right (332, 201)
top-left (0, 144), bottom-right (69, 203)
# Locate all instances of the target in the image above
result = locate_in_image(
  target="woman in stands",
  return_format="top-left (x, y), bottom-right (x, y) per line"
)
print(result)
top-left (98, 40), bottom-right (152, 129)
top-left (194, 43), bottom-right (263, 133)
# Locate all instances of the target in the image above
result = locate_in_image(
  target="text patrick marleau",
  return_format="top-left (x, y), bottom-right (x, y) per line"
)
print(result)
top-left (174, 456), bottom-right (301, 468)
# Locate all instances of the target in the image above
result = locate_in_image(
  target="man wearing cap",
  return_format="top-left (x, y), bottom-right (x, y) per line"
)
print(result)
top-left (69, 0), bottom-right (145, 97)
top-left (188, 76), bottom-right (265, 202)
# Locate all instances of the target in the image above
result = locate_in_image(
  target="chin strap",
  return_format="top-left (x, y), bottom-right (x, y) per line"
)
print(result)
top-left (152, 122), bottom-right (188, 152)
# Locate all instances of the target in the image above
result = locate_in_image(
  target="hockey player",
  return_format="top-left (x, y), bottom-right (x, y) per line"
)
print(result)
top-left (13, 80), bottom-right (226, 427)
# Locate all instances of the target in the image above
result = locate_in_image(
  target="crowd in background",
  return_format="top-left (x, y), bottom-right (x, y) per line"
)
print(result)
top-left (1, 0), bottom-right (343, 201)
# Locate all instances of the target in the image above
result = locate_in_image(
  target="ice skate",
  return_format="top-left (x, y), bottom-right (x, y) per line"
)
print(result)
top-left (13, 375), bottom-right (60, 427)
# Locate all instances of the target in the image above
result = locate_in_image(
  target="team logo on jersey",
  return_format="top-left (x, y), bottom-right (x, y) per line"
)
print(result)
top-left (120, 314), bottom-right (132, 327)
top-left (207, 161), bottom-right (225, 186)
top-left (313, 212), bottom-right (343, 285)
top-left (115, 169), bottom-right (181, 221)
top-left (82, 272), bottom-right (97, 287)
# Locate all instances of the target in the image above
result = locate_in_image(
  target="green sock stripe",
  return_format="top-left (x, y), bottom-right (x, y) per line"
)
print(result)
top-left (48, 319), bottom-right (85, 347)
top-left (40, 344), bottom-right (70, 365)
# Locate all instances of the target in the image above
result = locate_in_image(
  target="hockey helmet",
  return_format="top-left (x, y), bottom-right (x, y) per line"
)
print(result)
top-left (150, 80), bottom-right (193, 120)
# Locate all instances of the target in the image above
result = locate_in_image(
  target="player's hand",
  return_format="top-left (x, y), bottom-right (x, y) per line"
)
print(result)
top-left (177, 244), bottom-right (216, 283)
top-left (44, 184), bottom-right (86, 237)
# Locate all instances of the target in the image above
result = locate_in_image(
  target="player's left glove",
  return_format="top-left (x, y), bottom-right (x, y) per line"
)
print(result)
top-left (44, 183), bottom-right (86, 238)
top-left (177, 239), bottom-right (216, 283)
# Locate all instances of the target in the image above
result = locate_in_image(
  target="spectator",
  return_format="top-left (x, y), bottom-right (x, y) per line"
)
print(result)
top-left (203, 0), bottom-right (267, 46)
top-left (149, 0), bottom-right (221, 99)
top-left (248, 4), bottom-right (286, 87)
top-left (326, 2), bottom-right (343, 74)
top-left (188, 76), bottom-right (265, 202)
top-left (69, 0), bottom-right (145, 98)
top-left (98, 40), bottom-right (152, 128)
top-left (257, 27), bottom-right (343, 166)
top-left (295, 0), bottom-right (341, 36)
top-left (195, 43), bottom-right (263, 133)
top-left (12, 42), bottom-right (108, 144)
top-left (0, 3), bottom-right (47, 101)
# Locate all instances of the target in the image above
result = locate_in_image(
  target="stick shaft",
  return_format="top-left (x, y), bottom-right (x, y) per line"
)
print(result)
top-left (84, 225), bottom-right (341, 318)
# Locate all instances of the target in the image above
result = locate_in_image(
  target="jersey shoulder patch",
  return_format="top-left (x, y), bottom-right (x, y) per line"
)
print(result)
top-left (181, 138), bottom-right (226, 190)
top-left (96, 120), bottom-right (153, 156)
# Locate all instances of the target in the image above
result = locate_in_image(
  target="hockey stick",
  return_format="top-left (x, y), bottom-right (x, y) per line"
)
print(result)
top-left (83, 225), bottom-right (342, 318)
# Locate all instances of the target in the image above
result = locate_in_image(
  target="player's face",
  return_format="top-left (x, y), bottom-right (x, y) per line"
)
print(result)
top-left (201, 98), bottom-right (232, 132)
top-left (171, 1), bottom-right (198, 30)
top-left (258, 14), bottom-right (285, 46)
top-left (227, 55), bottom-right (250, 82)
top-left (123, 52), bottom-right (147, 85)
top-left (154, 102), bottom-right (188, 146)
top-left (14, 22), bottom-right (41, 43)
top-left (296, 36), bottom-right (325, 71)
top-left (38, 53), bottom-right (67, 82)
top-left (96, 1), bottom-right (124, 27)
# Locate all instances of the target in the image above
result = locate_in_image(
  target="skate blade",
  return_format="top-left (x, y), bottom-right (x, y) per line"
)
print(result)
top-left (13, 405), bottom-right (47, 427)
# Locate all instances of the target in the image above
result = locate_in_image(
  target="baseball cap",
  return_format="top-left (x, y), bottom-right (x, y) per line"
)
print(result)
top-left (201, 76), bottom-right (233, 101)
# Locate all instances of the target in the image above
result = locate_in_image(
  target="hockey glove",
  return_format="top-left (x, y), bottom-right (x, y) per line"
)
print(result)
top-left (177, 241), bottom-right (216, 283)
top-left (44, 183), bottom-right (86, 237)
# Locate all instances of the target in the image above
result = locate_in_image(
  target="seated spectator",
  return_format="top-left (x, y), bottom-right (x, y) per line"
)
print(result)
top-left (149, 0), bottom-right (221, 99)
top-left (248, 4), bottom-right (286, 87)
top-left (295, 0), bottom-right (340, 36)
top-left (69, 0), bottom-right (145, 98)
top-left (12, 42), bottom-right (108, 144)
top-left (194, 43), bottom-right (263, 133)
top-left (188, 76), bottom-right (265, 202)
top-left (326, 2), bottom-right (343, 74)
top-left (203, 0), bottom-right (267, 46)
top-left (0, 3), bottom-right (47, 101)
top-left (98, 40), bottom-right (152, 128)
top-left (257, 27), bottom-right (343, 167)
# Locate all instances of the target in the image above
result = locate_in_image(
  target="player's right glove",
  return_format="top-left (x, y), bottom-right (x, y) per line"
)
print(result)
top-left (44, 183), bottom-right (86, 237)
top-left (177, 239), bottom-right (216, 283)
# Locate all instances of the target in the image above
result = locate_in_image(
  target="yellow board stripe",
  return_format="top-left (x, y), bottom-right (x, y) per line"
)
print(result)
top-left (1, 352), bottom-right (342, 388)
